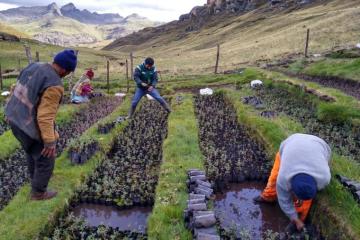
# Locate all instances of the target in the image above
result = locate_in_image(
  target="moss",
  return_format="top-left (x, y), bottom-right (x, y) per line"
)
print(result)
top-left (316, 103), bottom-right (352, 124)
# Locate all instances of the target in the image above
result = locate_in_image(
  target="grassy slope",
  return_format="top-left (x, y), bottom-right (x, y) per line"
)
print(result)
top-left (0, 97), bottom-right (130, 240)
top-left (148, 95), bottom-right (204, 240)
top-left (0, 39), bottom-right (130, 93)
top-left (0, 22), bottom-right (28, 38)
top-left (105, 0), bottom-right (360, 74)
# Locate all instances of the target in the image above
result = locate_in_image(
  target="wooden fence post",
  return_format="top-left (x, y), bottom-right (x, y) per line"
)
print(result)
top-left (0, 63), bottom-right (3, 91)
top-left (305, 29), bottom-right (310, 58)
top-left (35, 51), bottom-right (40, 62)
top-left (107, 60), bottom-right (110, 94)
top-left (68, 50), bottom-right (79, 93)
top-left (18, 58), bottom-right (21, 72)
top-left (24, 45), bottom-right (32, 64)
top-left (130, 52), bottom-right (134, 80)
top-left (126, 59), bottom-right (129, 93)
top-left (215, 44), bottom-right (220, 74)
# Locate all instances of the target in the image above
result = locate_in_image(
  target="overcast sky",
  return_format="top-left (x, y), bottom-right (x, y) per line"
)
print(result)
top-left (0, 0), bottom-right (206, 22)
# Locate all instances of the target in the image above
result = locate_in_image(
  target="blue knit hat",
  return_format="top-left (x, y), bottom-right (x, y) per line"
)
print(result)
top-left (291, 173), bottom-right (317, 200)
top-left (54, 50), bottom-right (77, 72)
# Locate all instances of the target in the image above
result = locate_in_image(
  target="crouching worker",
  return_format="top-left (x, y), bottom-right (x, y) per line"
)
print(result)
top-left (128, 57), bottom-right (171, 118)
top-left (5, 50), bottom-right (77, 200)
top-left (254, 133), bottom-right (331, 231)
top-left (71, 69), bottom-right (94, 104)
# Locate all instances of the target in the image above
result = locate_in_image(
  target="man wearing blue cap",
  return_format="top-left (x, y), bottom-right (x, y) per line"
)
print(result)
top-left (254, 133), bottom-right (332, 231)
top-left (128, 57), bottom-right (171, 118)
top-left (5, 49), bottom-right (77, 201)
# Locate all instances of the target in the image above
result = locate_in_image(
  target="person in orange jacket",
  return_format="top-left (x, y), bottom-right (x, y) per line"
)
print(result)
top-left (5, 50), bottom-right (77, 201)
top-left (254, 134), bottom-right (331, 231)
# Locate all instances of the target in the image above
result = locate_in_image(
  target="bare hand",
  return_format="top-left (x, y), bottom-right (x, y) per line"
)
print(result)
top-left (41, 145), bottom-right (56, 158)
top-left (148, 86), bottom-right (154, 92)
top-left (141, 82), bottom-right (148, 87)
top-left (292, 218), bottom-right (305, 231)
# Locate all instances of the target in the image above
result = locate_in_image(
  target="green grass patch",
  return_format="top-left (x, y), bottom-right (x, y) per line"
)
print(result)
top-left (0, 97), bottom-right (130, 240)
top-left (148, 94), bottom-right (204, 240)
top-left (303, 58), bottom-right (360, 81)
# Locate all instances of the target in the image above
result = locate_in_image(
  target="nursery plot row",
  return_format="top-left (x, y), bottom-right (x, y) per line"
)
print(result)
top-left (0, 96), bottom-right (123, 210)
top-left (0, 119), bottom-right (9, 136)
top-left (255, 85), bottom-right (360, 162)
top-left (286, 72), bottom-right (360, 100)
top-left (194, 94), bottom-right (271, 191)
top-left (46, 100), bottom-right (169, 239)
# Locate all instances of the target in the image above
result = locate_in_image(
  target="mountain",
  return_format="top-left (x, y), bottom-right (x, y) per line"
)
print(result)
top-left (0, 2), bottom-right (161, 47)
top-left (60, 3), bottom-right (124, 25)
top-left (103, 0), bottom-right (360, 72)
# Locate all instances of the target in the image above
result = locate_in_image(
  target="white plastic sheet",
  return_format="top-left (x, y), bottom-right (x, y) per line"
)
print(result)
top-left (199, 88), bottom-right (214, 95)
top-left (146, 94), bottom-right (154, 100)
top-left (115, 93), bottom-right (126, 97)
top-left (250, 80), bottom-right (263, 88)
top-left (356, 43), bottom-right (360, 49)
top-left (1, 91), bottom-right (10, 96)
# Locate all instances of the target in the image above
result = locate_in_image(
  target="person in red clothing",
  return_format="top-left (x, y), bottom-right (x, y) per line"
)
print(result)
top-left (71, 69), bottom-right (94, 104)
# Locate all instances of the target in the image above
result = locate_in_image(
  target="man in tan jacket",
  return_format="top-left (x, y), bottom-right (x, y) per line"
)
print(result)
top-left (5, 49), bottom-right (77, 200)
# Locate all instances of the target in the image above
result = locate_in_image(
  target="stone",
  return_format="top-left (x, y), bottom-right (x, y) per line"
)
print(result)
top-left (196, 232), bottom-right (220, 240)
top-left (194, 227), bottom-right (219, 237)
top-left (189, 170), bottom-right (206, 176)
top-left (190, 193), bottom-right (206, 200)
top-left (190, 175), bottom-right (207, 182)
top-left (194, 211), bottom-right (215, 217)
top-left (188, 203), bottom-right (208, 211)
top-left (194, 213), bottom-right (217, 228)
top-left (187, 199), bottom-right (206, 205)
top-left (196, 179), bottom-right (212, 188)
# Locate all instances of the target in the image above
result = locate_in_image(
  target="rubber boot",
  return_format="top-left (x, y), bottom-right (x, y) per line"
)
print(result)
top-left (128, 106), bottom-right (136, 118)
top-left (161, 102), bottom-right (172, 113)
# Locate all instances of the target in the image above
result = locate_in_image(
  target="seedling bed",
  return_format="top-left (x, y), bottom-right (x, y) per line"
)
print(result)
top-left (255, 85), bottom-right (360, 161)
top-left (45, 100), bottom-right (169, 239)
top-left (0, 96), bottom-right (123, 210)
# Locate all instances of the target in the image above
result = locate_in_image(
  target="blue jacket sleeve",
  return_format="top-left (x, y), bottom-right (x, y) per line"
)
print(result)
top-left (277, 183), bottom-right (299, 220)
top-left (150, 70), bottom-right (158, 88)
top-left (134, 67), bottom-right (143, 85)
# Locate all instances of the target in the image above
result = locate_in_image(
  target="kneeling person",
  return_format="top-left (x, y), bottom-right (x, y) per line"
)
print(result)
top-left (128, 57), bottom-right (171, 117)
top-left (254, 133), bottom-right (331, 231)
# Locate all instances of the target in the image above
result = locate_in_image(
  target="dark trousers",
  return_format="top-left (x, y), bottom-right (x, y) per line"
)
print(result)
top-left (10, 123), bottom-right (55, 193)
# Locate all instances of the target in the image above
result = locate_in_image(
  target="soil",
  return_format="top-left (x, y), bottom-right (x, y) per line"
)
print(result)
top-left (73, 204), bottom-right (152, 233)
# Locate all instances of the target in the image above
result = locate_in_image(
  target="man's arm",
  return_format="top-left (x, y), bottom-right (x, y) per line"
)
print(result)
top-left (150, 69), bottom-right (158, 88)
top-left (37, 86), bottom-right (64, 156)
top-left (277, 183), bottom-right (298, 220)
top-left (134, 67), bottom-right (143, 86)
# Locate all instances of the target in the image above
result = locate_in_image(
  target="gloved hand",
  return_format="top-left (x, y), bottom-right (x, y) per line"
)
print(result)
top-left (141, 82), bottom-right (148, 87)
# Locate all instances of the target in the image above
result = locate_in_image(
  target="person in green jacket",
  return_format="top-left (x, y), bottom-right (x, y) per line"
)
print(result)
top-left (128, 57), bottom-right (171, 117)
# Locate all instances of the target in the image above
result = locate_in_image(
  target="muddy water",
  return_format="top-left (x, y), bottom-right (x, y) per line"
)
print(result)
top-left (73, 204), bottom-right (152, 233)
top-left (214, 182), bottom-right (289, 239)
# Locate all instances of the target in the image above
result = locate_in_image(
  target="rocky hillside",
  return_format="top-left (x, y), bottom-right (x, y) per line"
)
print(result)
top-left (0, 2), bottom-right (161, 47)
top-left (105, 0), bottom-right (321, 50)
top-left (102, 0), bottom-right (360, 73)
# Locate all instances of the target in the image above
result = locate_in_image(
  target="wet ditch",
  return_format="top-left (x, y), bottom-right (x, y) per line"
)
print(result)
top-left (45, 100), bottom-right (169, 239)
top-left (194, 93), bottom-right (282, 238)
top-left (0, 96), bottom-right (123, 211)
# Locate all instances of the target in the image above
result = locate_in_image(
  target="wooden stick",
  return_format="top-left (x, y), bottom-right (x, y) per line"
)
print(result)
top-left (130, 52), bottom-right (134, 80)
top-left (126, 59), bottom-right (129, 93)
top-left (215, 44), bottom-right (220, 74)
top-left (68, 50), bottom-right (79, 93)
top-left (107, 60), bottom-right (110, 94)
top-left (305, 29), bottom-right (310, 58)
top-left (35, 51), bottom-right (40, 62)
top-left (0, 64), bottom-right (3, 91)
top-left (24, 45), bottom-right (32, 64)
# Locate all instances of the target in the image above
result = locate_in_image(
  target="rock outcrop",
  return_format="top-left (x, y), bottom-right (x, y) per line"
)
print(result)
top-left (0, 32), bottom-right (20, 42)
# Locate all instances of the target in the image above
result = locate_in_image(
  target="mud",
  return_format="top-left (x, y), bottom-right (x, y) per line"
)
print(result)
top-left (214, 182), bottom-right (288, 239)
top-left (73, 204), bottom-right (152, 233)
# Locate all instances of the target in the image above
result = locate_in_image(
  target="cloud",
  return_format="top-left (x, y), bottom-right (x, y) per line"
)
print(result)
top-left (0, 0), bottom-right (205, 21)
